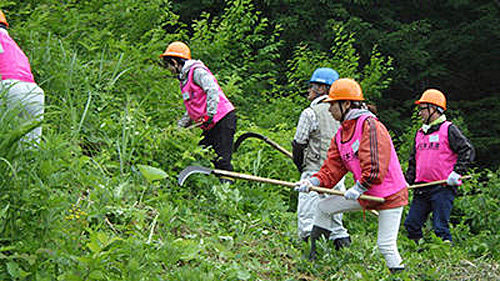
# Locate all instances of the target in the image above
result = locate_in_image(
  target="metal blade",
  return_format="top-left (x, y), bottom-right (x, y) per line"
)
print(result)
top-left (177, 165), bottom-right (213, 186)
top-left (233, 132), bottom-right (267, 151)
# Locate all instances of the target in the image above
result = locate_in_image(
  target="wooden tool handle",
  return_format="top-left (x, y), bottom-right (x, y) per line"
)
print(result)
top-left (408, 175), bottom-right (473, 189)
top-left (264, 138), bottom-right (294, 159)
top-left (212, 169), bottom-right (384, 203)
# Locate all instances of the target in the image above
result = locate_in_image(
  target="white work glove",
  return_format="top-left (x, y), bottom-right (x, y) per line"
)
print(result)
top-left (344, 181), bottom-right (368, 200)
top-left (177, 114), bottom-right (192, 128)
top-left (446, 171), bottom-right (462, 186)
top-left (294, 177), bottom-right (320, 193)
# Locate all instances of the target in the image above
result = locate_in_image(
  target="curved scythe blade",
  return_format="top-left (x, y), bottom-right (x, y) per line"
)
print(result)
top-left (177, 166), bottom-right (213, 186)
top-left (233, 132), bottom-right (267, 152)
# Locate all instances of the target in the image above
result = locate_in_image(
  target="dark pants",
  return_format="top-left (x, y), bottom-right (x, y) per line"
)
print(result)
top-left (199, 111), bottom-right (236, 172)
top-left (404, 185), bottom-right (456, 242)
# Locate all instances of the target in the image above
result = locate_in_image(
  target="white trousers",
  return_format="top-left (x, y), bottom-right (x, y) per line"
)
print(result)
top-left (297, 171), bottom-right (349, 240)
top-left (1, 79), bottom-right (44, 144)
top-left (314, 195), bottom-right (404, 268)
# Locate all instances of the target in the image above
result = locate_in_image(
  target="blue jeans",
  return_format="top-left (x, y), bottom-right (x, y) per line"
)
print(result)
top-left (404, 186), bottom-right (455, 242)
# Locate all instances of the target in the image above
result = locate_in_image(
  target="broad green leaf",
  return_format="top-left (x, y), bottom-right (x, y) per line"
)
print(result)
top-left (96, 232), bottom-right (108, 245)
top-left (6, 261), bottom-right (31, 279)
top-left (89, 270), bottom-right (105, 280)
top-left (173, 239), bottom-right (200, 262)
top-left (77, 256), bottom-right (93, 264)
top-left (87, 240), bottom-right (101, 253)
top-left (137, 164), bottom-right (168, 182)
top-left (6, 262), bottom-right (20, 278)
top-left (236, 269), bottom-right (251, 280)
top-left (58, 273), bottom-right (84, 281)
top-left (0, 245), bottom-right (15, 252)
top-left (0, 203), bottom-right (9, 218)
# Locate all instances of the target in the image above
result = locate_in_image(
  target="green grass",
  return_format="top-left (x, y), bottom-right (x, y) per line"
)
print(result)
top-left (0, 0), bottom-right (498, 280)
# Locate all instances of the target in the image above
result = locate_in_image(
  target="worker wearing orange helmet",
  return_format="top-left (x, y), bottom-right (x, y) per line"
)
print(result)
top-left (0, 10), bottom-right (44, 144)
top-left (160, 41), bottom-right (236, 183)
top-left (294, 78), bottom-right (408, 273)
top-left (404, 89), bottom-right (475, 244)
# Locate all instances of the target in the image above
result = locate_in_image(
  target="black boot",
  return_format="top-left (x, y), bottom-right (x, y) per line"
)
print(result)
top-left (308, 226), bottom-right (331, 261)
top-left (302, 235), bottom-right (309, 243)
top-left (389, 267), bottom-right (405, 274)
top-left (333, 236), bottom-right (351, 250)
top-left (410, 237), bottom-right (421, 245)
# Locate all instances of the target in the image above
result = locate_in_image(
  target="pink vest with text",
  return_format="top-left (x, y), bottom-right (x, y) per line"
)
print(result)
top-left (335, 114), bottom-right (407, 198)
top-left (415, 121), bottom-right (457, 183)
top-left (0, 31), bottom-right (35, 83)
top-left (180, 63), bottom-right (234, 130)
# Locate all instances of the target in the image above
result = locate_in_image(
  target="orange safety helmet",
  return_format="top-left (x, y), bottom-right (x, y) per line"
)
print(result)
top-left (415, 89), bottom-right (446, 110)
top-left (160, 41), bottom-right (191, 60)
top-left (324, 78), bottom-right (364, 102)
top-left (0, 10), bottom-right (8, 28)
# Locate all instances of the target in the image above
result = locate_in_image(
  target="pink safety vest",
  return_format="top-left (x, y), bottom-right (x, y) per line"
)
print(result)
top-left (180, 63), bottom-right (234, 130)
top-left (415, 121), bottom-right (457, 183)
top-left (0, 30), bottom-right (35, 83)
top-left (335, 114), bottom-right (407, 198)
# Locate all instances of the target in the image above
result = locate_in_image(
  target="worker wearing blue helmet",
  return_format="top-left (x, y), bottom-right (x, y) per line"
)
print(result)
top-left (309, 67), bottom-right (339, 85)
top-left (292, 67), bottom-right (351, 252)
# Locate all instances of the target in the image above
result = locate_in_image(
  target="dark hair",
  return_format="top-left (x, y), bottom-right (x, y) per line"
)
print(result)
top-left (0, 23), bottom-right (7, 30)
top-left (162, 56), bottom-right (186, 67)
top-left (350, 101), bottom-right (378, 114)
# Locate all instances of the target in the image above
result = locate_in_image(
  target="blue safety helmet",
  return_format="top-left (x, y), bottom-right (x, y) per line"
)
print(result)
top-left (309, 68), bottom-right (339, 86)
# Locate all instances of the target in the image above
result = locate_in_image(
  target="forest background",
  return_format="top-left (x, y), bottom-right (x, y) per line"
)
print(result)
top-left (0, 0), bottom-right (498, 280)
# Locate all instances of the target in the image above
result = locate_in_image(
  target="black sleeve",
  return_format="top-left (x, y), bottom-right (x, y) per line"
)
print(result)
top-left (448, 124), bottom-right (475, 175)
top-left (405, 136), bottom-right (417, 185)
top-left (291, 140), bottom-right (307, 173)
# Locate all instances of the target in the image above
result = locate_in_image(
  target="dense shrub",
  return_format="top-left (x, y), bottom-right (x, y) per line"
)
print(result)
top-left (0, 1), bottom-right (497, 280)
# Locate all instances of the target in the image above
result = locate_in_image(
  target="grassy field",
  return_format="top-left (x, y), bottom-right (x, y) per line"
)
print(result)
top-left (0, 1), bottom-right (498, 280)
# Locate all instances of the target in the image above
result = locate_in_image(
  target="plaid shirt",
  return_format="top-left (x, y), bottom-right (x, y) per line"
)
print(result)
top-left (293, 95), bottom-right (328, 144)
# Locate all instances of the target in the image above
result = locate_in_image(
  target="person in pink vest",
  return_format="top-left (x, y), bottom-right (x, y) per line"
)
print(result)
top-left (160, 41), bottom-right (236, 184)
top-left (294, 78), bottom-right (408, 273)
top-left (404, 89), bottom-right (474, 244)
top-left (0, 10), bottom-right (44, 144)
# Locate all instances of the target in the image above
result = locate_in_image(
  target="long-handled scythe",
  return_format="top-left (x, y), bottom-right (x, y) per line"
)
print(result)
top-left (233, 132), bottom-right (293, 159)
top-left (232, 132), bottom-right (381, 215)
top-left (408, 175), bottom-right (472, 189)
top-left (178, 165), bottom-right (385, 203)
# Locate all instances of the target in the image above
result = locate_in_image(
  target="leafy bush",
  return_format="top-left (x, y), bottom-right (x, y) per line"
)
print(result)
top-left (0, 1), bottom-right (497, 280)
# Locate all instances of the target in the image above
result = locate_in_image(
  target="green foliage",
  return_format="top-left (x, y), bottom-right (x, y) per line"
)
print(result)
top-left (0, 1), bottom-right (498, 280)
top-left (453, 169), bottom-right (500, 259)
top-left (189, 0), bottom-right (282, 103)
top-left (285, 24), bottom-right (360, 94)
top-left (255, 0), bottom-right (500, 168)
top-left (137, 164), bottom-right (168, 182)
top-left (285, 23), bottom-right (392, 102)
